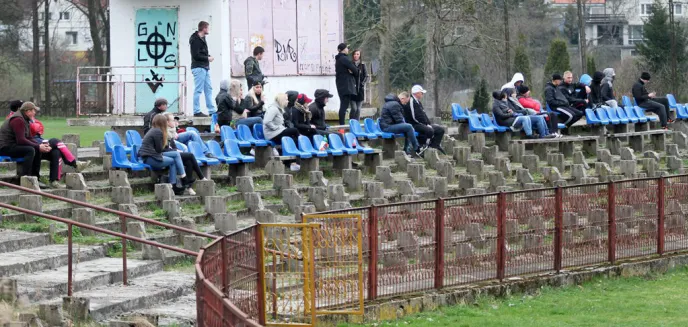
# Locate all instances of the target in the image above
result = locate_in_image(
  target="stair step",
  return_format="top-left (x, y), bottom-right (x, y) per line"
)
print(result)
top-left (135, 294), bottom-right (197, 327)
top-left (17, 257), bottom-right (163, 302)
top-left (0, 244), bottom-right (106, 277)
top-left (0, 230), bottom-right (52, 254)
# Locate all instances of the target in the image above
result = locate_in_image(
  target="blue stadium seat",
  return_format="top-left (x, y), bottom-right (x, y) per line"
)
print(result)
top-left (313, 135), bottom-right (343, 156)
top-left (597, 107), bottom-right (619, 124)
top-left (624, 106), bottom-right (647, 123)
top-left (634, 106), bottom-right (659, 122)
top-left (585, 109), bottom-right (607, 125)
top-left (210, 113), bottom-right (218, 133)
top-left (206, 140), bottom-right (239, 164)
top-left (298, 135), bottom-right (328, 157)
top-left (237, 124), bottom-right (268, 147)
top-left (188, 141), bottom-right (221, 166)
top-left (104, 131), bottom-right (131, 154)
top-left (221, 126), bottom-right (251, 148)
top-left (365, 118), bottom-right (394, 139)
top-left (253, 124), bottom-right (276, 147)
top-left (112, 145), bottom-right (148, 171)
top-left (452, 104), bottom-right (470, 121)
top-left (467, 110), bottom-right (493, 133)
top-left (223, 139), bottom-right (255, 163)
top-left (344, 132), bottom-right (374, 154)
top-left (281, 137), bottom-right (312, 158)
top-left (329, 133), bottom-right (358, 155)
top-left (482, 113), bottom-right (509, 132)
top-left (125, 130), bottom-right (142, 147)
top-left (605, 106), bottom-right (628, 124)
top-left (616, 107), bottom-right (637, 123)
top-left (350, 119), bottom-right (377, 139)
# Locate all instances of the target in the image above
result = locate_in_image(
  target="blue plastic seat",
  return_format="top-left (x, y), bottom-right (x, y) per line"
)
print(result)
top-left (298, 135), bottom-right (328, 157)
top-left (253, 124), bottom-right (276, 147)
top-left (605, 106), bottom-right (628, 124)
top-left (221, 126), bottom-right (251, 148)
top-left (210, 113), bottom-right (218, 133)
top-left (281, 137), bottom-right (312, 158)
top-left (188, 141), bottom-right (221, 166)
top-left (223, 139), bottom-right (255, 163)
top-left (634, 106), bottom-right (659, 122)
top-left (482, 114), bottom-right (509, 132)
top-left (131, 144), bottom-right (143, 164)
top-left (206, 140), bottom-right (239, 164)
top-left (365, 118), bottom-right (395, 139)
top-left (616, 107), bottom-right (637, 123)
top-left (375, 118), bottom-right (408, 138)
top-left (624, 106), bottom-right (647, 123)
top-left (585, 109), bottom-right (607, 125)
top-left (313, 135), bottom-right (343, 156)
top-left (104, 131), bottom-right (131, 154)
top-left (452, 104), bottom-right (470, 121)
top-left (125, 130), bottom-right (142, 147)
top-left (237, 124), bottom-right (268, 147)
top-left (349, 119), bottom-right (377, 139)
top-left (329, 133), bottom-right (358, 155)
top-left (622, 96), bottom-right (634, 109)
top-left (467, 111), bottom-right (493, 133)
top-left (344, 132), bottom-right (374, 154)
top-left (676, 104), bottom-right (688, 119)
top-left (185, 127), bottom-right (200, 134)
top-left (112, 145), bottom-right (148, 171)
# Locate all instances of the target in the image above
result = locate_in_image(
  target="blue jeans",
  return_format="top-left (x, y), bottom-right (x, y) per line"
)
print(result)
top-left (177, 131), bottom-right (208, 153)
top-left (144, 155), bottom-right (178, 184)
top-left (235, 117), bottom-right (263, 129)
top-left (162, 151), bottom-right (186, 179)
top-left (529, 115), bottom-right (549, 137)
top-left (192, 67), bottom-right (216, 115)
top-left (511, 116), bottom-right (533, 136)
top-left (382, 123), bottom-right (419, 153)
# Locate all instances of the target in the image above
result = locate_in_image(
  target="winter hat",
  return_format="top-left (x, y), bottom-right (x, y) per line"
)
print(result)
top-left (518, 85), bottom-right (530, 95)
top-left (9, 100), bottom-right (23, 112)
top-left (337, 43), bottom-right (348, 52)
top-left (641, 72), bottom-right (651, 81)
top-left (552, 73), bottom-right (563, 81)
top-left (314, 89), bottom-right (334, 100)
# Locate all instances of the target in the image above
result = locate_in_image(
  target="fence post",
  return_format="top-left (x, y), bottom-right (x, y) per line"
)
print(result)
top-left (554, 187), bottom-right (563, 273)
top-left (435, 198), bottom-right (445, 290)
top-left (120, 215), bottom-right (128, 286)
top-left (658, 177), bottom-right (666, 255)
top-left (368, 205), bottom-right (378, 300)
top-left (255, 225), bottom-right (266, 326)
top-left (608, 182), bottom-right (616, 264)
top-left (497, 192), bottom-right (506, 281)
top-left (68, 224), bottom-right (73, 297)
top-left (221, 237), bottom-right (228, 294)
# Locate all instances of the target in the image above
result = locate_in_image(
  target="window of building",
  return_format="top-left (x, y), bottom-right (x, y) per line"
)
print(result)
top-left (640, 3), bottom-right (653, 15)
top-left (629, 25), bottom-right (644, 45)
top-left (674, 4), bottom-right (683, 15)
top-left (59, 12), bottom-right (70, 20)
top-left (597, 25), bottom-right (623, 45)
top-left (66, 31), bottom-right (78, 45)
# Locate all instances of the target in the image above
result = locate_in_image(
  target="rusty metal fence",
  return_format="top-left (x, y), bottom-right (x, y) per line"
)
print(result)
top-left (196, 175), bottom-right (688, 327)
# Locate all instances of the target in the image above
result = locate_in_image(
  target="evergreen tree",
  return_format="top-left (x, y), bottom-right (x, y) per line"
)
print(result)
top-left (472, 78), bottom-right (490, 114)
top-left (636, 0), bottom-right (687, 76)
top-left (587, 56), bottom-right (597, 76)
top-left (513, 34), bottom-right (532, 83)
top-left (544, 39), bottom-right (571, 85)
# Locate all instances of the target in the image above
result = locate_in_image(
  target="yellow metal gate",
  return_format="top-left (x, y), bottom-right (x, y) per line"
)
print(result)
top-left (259, 214), bottom-right (363, 327)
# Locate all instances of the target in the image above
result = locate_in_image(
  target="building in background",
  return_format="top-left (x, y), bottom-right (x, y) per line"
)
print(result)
top-left (20, 0), bottom-right (93, 54)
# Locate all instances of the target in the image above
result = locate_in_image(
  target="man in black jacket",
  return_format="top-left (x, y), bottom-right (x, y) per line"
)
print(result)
top-left (335, 43), bottom-right (359, 125)
top-left (244, 47), bottom-right (265, 88)
top-left (558, 71), bottom-right (589, 110)
top-left (632, 72), bottom-right (672, 128)
top-left (190, 21), bottom-right (216, 117)
top-left (379, 92), bottom-right (421, 158)
top-left (402, 85), bottom-right (446, 154)
top-left (309, 89), bottom-right (334, 135)
top-left (545, 73), bottom-right (584, 128)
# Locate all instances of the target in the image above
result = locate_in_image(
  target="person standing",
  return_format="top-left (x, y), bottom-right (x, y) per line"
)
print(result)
top-left (244, 46), bottom-right (266, 88)
top-left (335, 43), bottom-right (359, 125)
top-left (632, 72), bottom-right (672, 129)
top-left (350, 49), bottom-right (367, 121)
top-left (190, 21), bottom-right (216, 117)
top-left (402, 85), bottom-right (446, 154)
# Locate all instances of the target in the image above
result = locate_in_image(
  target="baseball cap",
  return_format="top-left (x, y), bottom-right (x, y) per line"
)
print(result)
top-left (411, 85), bottom-right (427, 94)
top-left (297, 94), bottom-right (313, 105)
top-left (314, 89), bottom-right (334, 99)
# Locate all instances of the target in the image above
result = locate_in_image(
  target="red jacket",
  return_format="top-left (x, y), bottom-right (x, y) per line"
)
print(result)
top-left (518, 97), bottom-right (541, 113)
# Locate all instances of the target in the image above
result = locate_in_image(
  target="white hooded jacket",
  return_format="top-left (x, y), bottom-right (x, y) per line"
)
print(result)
top-left (501, 73), bottom-right (525, 91)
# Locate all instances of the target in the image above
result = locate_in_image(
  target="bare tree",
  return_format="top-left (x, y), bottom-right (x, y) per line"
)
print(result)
top-left (32, 0), bottom-right (41, 103)
top-left (66, 0), bottom-right (109, 66)
top-left (44, 0), bottom-right (51, 107)
top-left (576, 0), bottom-right (587, 73)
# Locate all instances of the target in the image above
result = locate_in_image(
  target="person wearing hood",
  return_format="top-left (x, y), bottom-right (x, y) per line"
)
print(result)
top-left (283, 91), bottom-right (299, 129)
top-left (216, 79), bottom-right (263, 130)
top-left (335, 43), bottom-right (359, 125)
top-left (379, 92), bottom-right (422, 158)
top-left (309, 89), bottom-right (334, 135)
top-left (263, 93), bottom-right (301, 171)
top-left (242, 81), bottom-right (266, 118)
top-left (589, 71), bottom-right (607, 107)
top-left (600, 68), bottom-right (619, 108)
top-left (6, 100), bottom-right (22, 119)
top-left (545, 73), bottom-right (584, 128)
top-left (501, 73), bottom-right (525, 92)
top-left (145, 98), bottom-right (213, 157)
top-left (502, 89), bottom-right (554, 138)
top-left (290, 94), bottom-right (318, 137)
top-left (244, 46), bottom-right (266, 88)
top-left (632, 72), bottom-right (672, 128)
top-left (189, 21), bottom-right (216, 117)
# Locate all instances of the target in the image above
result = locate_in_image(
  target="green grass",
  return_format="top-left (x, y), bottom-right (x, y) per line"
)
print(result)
top-left (164, 257), bottom-right (196, 273)
top-left (40, 117), bottom-right (109, 147)
top-left (342, 267), bottom-right (688, 327)
top-left (227, 200), bottom-right (246, 212)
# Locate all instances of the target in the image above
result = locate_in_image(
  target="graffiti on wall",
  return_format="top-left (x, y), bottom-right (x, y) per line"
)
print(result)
top-left (135, 7), bottom-right (180, 113)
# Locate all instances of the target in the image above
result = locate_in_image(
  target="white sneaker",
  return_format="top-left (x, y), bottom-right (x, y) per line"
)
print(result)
top-left (290, 163), bottom-right (301, 172)
top-left (250, 148), bottom-right (255, 156)
top-left (186, 188), bottom-right (196, 196)
top-left (201, 178), bottom-right (209, 181)
top-left (272, 148), bottom-right (280, 157)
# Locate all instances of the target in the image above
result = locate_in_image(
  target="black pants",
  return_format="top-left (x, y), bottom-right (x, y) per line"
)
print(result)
top-left (554, 107), bottom-right (584, 127)
top-left (540, 113), bottom-right (559, 134)
top-left (0, 145), bottom-right (36, 179)
top-left (412, 124), bottom-right (445, 148)
top-left (270, 128), bottom-right (300, 146)
top-left (338, 94), bottom-right (352, 125)
top-left (180, 152), bottom-right (204, 181)
top-left (640, 100), bottom-right (670, 127)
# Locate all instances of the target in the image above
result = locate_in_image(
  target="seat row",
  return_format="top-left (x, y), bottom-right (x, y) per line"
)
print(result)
top-left (281, 133), bottom-right (375, 159)
top-left (451, 103), bottom-right (565, 134)
top-left (349, 118), bottom-right (415, 140)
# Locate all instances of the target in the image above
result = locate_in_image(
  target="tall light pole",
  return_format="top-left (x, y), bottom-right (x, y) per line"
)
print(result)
top-left (669, 0), bottom-right (677, 95)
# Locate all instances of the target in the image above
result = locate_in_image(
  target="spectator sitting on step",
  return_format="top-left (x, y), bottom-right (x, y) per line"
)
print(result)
top-left (558, 71), bottom-right (590, 111)
top-left (379, 92), bottom-right (422, 158)
top-left (545, 73), bottom-right (584, 128)
top-left (494, 90), bottom-right (553, 139)
top-left (402, 84), bottom-right (446, 154)
top-left (0, 102), bottom-right (64, 189)
top-left (263, 93), bottom-right (301, 172)
top-left (503, 89), bottom-right (555, 139)
top-left (163, 113), bottom-right (208, 195)
top-left (515, 86), bottom-right (561, 138)
top-left (309, 89), bottom-right (334, 135)
top-left (216, 79), bottom-right (263, 131)
top-left (241, 81), bottom-right (267, 119)
top-left (144, 98), bottom-right (216, 159)
top-left (6, 100), bottom-right (23, 119)
top-left (283, 91), bottom-right (299, 129)
top-left (633, 72), bottom-right (672, 129)
top-left (501, 72), bottom-right (525, 93)
top-left (601, 68), bottom-right (619, 108)
top-left (589, 71), bottom-right (608, 109)
top-left (26, 111), bottom-right (91, 173)
top-left (290, 93), bottom-right (318, 138)
top-left (139, 114), bottom-right (186, 191)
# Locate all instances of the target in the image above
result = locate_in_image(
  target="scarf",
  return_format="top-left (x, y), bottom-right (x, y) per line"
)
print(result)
top-left (354, 60), bottom-right (361, 66)
top-left (295, 102), bottom-right (311, 121)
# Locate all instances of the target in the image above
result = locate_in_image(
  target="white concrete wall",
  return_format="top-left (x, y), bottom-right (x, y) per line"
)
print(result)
top-left (110, 0), bottom-right (339, 115)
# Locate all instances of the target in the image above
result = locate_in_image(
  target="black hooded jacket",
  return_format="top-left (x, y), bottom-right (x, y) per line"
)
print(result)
top-left (189, 32), bottom-right (210, 69)
top-left (545, 82), bottom-right (570, 109)
top-left (632, 79), bottom-right (651, 104)
top-left (335, 53), bottom-right (358, 96)
top-left (283, 91), bottom-right (299, 129)
top-left (379, 94), bottom-right (406, 131)
top-left (590, 72), bottom-right (606, 106)
top-left (309, 99), bottom-right (327, 131)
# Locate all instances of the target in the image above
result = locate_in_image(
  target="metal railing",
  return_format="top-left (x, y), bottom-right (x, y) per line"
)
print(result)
top-left (196, 174), bottom-right (688, 326)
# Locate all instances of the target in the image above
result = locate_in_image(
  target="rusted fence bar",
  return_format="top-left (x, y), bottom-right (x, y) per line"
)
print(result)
top-left (554, 187), bottom-right (563, 272)
top-left (435, 198), bottom-right (445, 289)
top-left (658, 177), bottom-right (666, 255)
top-left (496, 192), bottom-right (506, 281)
top-left (608, 182), bottom-right (617, 264)
top-left (368, 205), bottom-right (378, 300)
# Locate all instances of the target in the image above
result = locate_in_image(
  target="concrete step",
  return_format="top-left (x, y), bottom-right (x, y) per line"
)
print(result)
top-left (0, 244), bottom-right (107, 277)
top-left (135, 294), bottom-right (196, 327)
top-left (0, 230), bottom-right (52, 254)
top-left (16, 257), bottom-right (164, 302)
top-left (44, 271), bottom-right (195, 321)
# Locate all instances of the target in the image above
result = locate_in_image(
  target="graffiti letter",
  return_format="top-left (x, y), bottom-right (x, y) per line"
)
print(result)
top-left (164, 54), bottom-right (177, 68)
top-left (137, 22), bottom-right (148, 36)
top-left (166, 22), bottom-right (177, 38)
